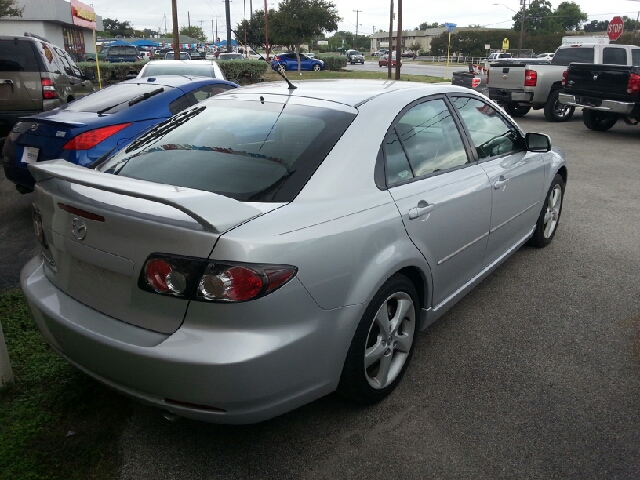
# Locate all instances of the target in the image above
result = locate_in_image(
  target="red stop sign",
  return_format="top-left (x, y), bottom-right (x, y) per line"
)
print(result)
top-left (608, 16), bottom-right (624, 41)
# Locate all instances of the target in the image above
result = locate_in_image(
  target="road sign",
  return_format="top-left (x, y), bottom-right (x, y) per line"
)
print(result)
top-left (444, 23), bottom-right (456, 33)
top-left (502, 38), bottom-right (510, 50)
top-left (607, 16), bottom-right (624, 41)
top-left (317, 40), bottom-right (328, 46)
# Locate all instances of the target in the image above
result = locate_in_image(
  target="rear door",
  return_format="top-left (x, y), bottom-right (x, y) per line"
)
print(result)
top-left (0, 38), bottom-right (43, 112)
top-left (384, 96), bottom-right (492, 308)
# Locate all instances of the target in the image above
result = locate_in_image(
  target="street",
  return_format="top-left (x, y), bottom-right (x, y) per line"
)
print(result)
top-left (1, 108), bottom-right (639, 479)
top-left (345, 59), bottom-right (470, 78)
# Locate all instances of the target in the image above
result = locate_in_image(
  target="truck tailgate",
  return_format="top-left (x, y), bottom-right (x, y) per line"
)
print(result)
top-left (566, 63), bottom-right (639, 101)
top-left (488, 63), bottom-right (526, 90)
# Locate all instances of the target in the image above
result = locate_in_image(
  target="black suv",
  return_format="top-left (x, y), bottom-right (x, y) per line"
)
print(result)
top-left (0, 33), bottom-right (95, 138)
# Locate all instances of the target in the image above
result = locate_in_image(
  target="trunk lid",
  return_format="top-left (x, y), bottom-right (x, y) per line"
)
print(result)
top-left (566, 64), bottom-right (638, 101)
top-left (14, 114), bottom-right (89, 161)
top-left (30, 160), bottom-right (263, 333)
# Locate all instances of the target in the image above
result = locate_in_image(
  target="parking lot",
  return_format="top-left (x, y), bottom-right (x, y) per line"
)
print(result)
top-left (1, 108), bottom-right (639, 479)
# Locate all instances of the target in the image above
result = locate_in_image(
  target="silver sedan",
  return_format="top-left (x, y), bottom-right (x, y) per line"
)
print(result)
top-left (22, 80), bottom-right (566, 424)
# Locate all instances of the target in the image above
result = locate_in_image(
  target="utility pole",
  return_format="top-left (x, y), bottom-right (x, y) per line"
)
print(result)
top-left (395, 0), bottom-right (402, 80)
top-left (188, 11), bottom-right (191, 30)
top-left (518, 0), bottom-right (526, 56)
top-left (388, 0), bottom-right (393, 79)
top-left (171, 0), bottom-right (180, 59)
top-left (353, 10), bottom-right (362, 48)
top-left (225, 0), bottom-right (232, 52)
top-left (264, 0), bottom-right (270, 60)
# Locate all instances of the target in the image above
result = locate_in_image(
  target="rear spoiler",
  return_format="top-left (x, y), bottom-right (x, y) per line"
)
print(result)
top-left (29, 159), bottom-right (261, 233)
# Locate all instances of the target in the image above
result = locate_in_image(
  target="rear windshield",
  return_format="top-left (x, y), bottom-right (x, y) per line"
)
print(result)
top-left (106, 46), bottom-right (138, 56)
top-left (551, 47), bottom-right (594, 65)
top-left (0, 39), bottom-right (39, 72)
top-left (98, 99), bottom-right (357, 202)
top-left (63, 83), bottom-right (172, 113)
top-left (141, 64), bottom-right (216, 77)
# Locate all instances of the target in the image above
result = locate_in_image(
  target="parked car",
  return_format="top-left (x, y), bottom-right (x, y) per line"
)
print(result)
top-left (137, 60), bottom-right (225, 80)
top-left (164, 51), bottom-right (191, 60)
top-left (487, 52), bottom-right (512, 61)
top-left (103, 45), bottom-right (139, 63)
top-left (217, 53), bottom-right (244, 61)
top-left (451, 64), bottom-right (486, 92)
top-left (186, 49), bottom-right (205, 60)
top-left (346, 50), bottom-right (365, 64)
top-left (401, 51), bottom-right (417, 59)
top-left (0, 33), bottom-right (95, 138)
top-left (372, 50), bottom-right (387, 57)
top-left (270, 52), bottom-right (325, 71)
top-left (487, 43), bottom-right (640, 121)
top-left (21, 80), bottom-right (566, 424)
top-left (536, 52), bottom-right (555, 60)
top-left (137, 50), bottom-right (153, 61)
top-left (2, 76), bottom-right (237, 192)
top-left (378, 53), bottom-right (400, 67)
top-left (559, 62), bottom-right (640, 131)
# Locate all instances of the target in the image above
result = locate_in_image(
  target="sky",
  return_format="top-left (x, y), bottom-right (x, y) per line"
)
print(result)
top-left (85, 0), bottom-right (640, 41)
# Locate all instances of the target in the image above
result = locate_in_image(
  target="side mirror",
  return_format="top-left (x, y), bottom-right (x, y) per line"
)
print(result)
top-left (525, 132), bottom-right (551, 152)
top-left (83, 69), bottom-right (95, 81)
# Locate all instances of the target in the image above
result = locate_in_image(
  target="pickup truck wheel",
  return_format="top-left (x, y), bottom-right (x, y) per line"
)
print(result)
top-left (544, 90), bottom-right (574, 122)
top-left (505, 103), bottom-right (531, 117)
top-left (583, 110), bottom-right (618, 131)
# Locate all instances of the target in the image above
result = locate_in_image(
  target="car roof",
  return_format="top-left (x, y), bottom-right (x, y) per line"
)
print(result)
top-left (145, 60), bottom-right (216, 66)
top-left (228, 79), bottom-right (467, 108)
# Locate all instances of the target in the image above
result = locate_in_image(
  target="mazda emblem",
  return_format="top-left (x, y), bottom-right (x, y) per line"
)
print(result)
top-left (30, 123), bottom-right (38, 131)
top-left (593, 74), bottom-right (599, 81)
top-left (71, 217), bottom-right (87, 241)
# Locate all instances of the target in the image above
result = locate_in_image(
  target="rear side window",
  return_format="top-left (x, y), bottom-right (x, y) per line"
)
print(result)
top-left (0, 39), bottom-right (40, 72)
top-left (551, 47), bottom-right (594, 65)
top-left (64, 83), bottom-right (172, 113)
top-left (602, 47), bottom-right (627, 65)
top-left (98, 100), bottom-right (357, 202)
top-left (633, 50), bottom-right (640, 66)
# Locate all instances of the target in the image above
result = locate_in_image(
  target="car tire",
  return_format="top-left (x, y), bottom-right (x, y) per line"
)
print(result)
top-left (337, 274), bottom-right (419, 404)
top-left (544, 90), bottom-right (574, 122)
top-left (528, 173), bottom-right (564, 248)
top-left (583, 110), bottom-right (617, 131)
top-left (379, 63), bottom-right (383, 67)
top-left (505, 102), bottom-right (531, 117)
top-left (312, 64), bottom-right (321, 71)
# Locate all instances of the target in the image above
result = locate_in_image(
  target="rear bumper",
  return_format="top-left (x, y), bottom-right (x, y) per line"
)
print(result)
top-left (21, 256), bottom-right (360, 424)
top-left (488, 89), bottom-right (533, 103)
top-left (558, 93), bottom-right (636, 115)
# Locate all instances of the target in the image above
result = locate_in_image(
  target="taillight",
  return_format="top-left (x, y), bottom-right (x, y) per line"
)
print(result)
top-left (524, 69), bottom-right (537, 87)
top-left (471, 77), bottom-right (481, 88)
top-left (41, 78), bottom-right (58, 100)
top-left (562, 69), bottom-right (568, 86)
top-left (139, 254), bottom-right (297, 302)
top-left (62, 123), bottom-right (132, 150)
top-left (627, 72), bottom-right (640, 95)
top-left (274, 56), bottom-right (281, 61)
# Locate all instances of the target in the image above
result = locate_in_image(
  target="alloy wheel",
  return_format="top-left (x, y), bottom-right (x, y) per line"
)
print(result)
top-left (543, 184), bottom-right (563, 238)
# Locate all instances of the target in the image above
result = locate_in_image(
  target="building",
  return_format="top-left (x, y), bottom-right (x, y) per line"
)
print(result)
top-left (370, 27), bottom-right (509, 54)
top-left (0, 0), bottom-right (104, 59)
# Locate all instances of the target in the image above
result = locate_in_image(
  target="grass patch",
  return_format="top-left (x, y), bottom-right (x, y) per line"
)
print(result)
top-left (262, 69), bottom-right (447, 83)
top-left (0, 290), bottom-right (133, 480)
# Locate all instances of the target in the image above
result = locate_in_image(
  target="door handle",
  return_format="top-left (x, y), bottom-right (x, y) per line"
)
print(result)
top-left (408, 200), bottom-right (434, 220)
top-left (493, 175), bottom-right (508, 189)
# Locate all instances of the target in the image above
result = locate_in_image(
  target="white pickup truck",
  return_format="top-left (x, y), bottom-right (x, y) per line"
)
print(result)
top-left (487, 43), bottom-right (640, 121)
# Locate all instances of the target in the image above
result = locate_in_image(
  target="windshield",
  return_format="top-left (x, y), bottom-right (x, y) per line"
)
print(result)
top-left (352, 51), bottom-right (362, 56)
top-left (98, 99), bottom-right (356, 202)
top-left (551, 47), bottom-right (594, 65)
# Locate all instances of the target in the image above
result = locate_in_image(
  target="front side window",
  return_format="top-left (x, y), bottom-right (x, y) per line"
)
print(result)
top-left (452, 96), bottom-right (523, 160)
top-left (383, 98), bottom-right (469, 187)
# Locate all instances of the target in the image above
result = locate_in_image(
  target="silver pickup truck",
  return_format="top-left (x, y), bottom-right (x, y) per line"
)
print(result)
top-left (487, 44), bottom-right (640, 121)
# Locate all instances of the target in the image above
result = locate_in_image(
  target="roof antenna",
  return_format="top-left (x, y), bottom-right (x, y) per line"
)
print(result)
top-left (272, 63), bottom-right (297, 90)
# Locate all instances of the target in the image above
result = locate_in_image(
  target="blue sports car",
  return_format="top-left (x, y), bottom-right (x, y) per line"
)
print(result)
top-left (270, 52), bottom-right (325, 72)
top-left (2, 75), bottom-right (237, 192)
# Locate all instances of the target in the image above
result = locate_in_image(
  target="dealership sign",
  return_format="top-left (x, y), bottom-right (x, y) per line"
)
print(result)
top-left (71, 0), bottom-right (96, 30)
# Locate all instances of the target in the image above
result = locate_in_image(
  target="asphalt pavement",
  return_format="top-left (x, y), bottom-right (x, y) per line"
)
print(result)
top-left (345, 59), bottom-right (469, 78)
top-left (1, 108), bottom-right (639, 479)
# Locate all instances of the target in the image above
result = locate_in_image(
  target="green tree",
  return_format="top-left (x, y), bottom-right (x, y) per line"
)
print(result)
top-left (554, 2), bottom-right (587, 31)
top-left (234, 9), bottom-right (278, 50)
top-left (180, 26), bottom-right (207, 42)
top-left (0, 0), bottom-right (22, 17)
top-left (583, 19), bottom-right (608, 32)
top-left (513, 0), bottom-right (561, 36)
top-left (102, 18), bottom-right (134, 37)
top-left (419, 21), bottom-right (441, 30)
top-left (270, 0), bottom-right (340, 70)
